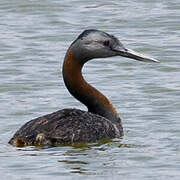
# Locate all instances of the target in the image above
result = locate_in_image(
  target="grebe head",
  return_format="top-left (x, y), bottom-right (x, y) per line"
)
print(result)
top-left (70, 29), bottom-right (159, 64)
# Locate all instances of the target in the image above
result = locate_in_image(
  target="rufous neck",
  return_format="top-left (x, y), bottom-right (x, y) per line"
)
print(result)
top-left (63, 48), bottom-right (120, 123)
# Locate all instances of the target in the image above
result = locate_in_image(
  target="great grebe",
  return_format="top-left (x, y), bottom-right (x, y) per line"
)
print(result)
top-left (9, 29), bottom-right (159, 147)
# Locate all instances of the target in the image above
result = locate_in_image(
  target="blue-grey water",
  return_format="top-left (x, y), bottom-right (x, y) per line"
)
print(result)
top-left (1, 0), bottom-right (180, 179)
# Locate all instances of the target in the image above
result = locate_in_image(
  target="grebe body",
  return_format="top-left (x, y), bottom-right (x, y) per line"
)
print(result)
top-left (9, 29), bottom-right (158, 147)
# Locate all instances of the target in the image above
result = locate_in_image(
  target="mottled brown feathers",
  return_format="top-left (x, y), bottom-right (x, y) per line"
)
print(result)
top-left (9, 109), bottom-right (122, 147)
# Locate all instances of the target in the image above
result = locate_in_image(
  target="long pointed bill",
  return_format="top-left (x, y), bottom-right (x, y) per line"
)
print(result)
top-left (115, 47), bottom-right (159, 63)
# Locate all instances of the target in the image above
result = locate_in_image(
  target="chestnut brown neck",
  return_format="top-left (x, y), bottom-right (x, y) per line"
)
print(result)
top-left (63, 48), bottom-right (120, 123)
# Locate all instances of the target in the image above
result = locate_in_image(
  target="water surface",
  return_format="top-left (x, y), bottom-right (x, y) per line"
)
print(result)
top-left (1, 0), bottom-right (180, 179)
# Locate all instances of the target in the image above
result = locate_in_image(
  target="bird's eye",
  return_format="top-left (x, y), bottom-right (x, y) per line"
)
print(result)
top-left (103, 40), bottom-right (110, 46)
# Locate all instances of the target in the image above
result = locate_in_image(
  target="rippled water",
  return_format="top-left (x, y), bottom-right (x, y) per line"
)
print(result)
top-left (1, 0), bottom-right (180, 179)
